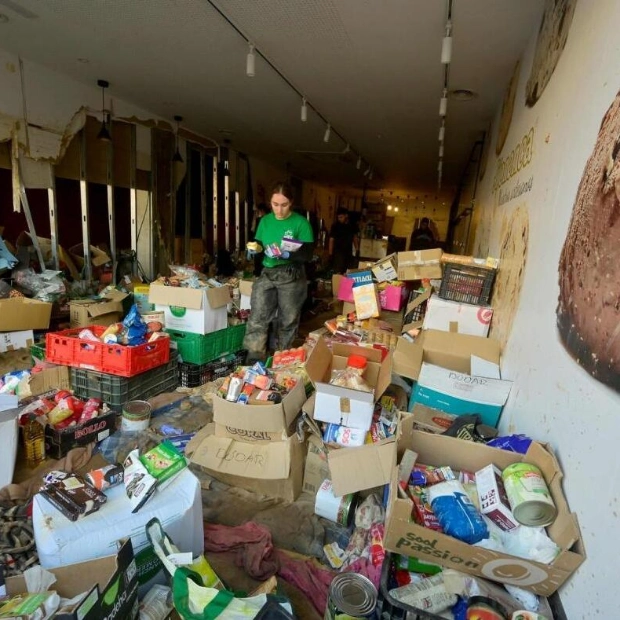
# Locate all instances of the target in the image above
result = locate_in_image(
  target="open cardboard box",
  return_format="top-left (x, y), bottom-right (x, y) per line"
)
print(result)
top-left (149, 282), bottom-right (230, 335)
top-left (18, 366), bottom-right (71, 401)
top-left (383, 415), bottom-right (585, 596)
top-left (6, 538), bottom-right (138, 620)
top-left (186, 423), bottom-right (306, 502)
top-left (69, 243), bottom-right (112, 269)
top-left (0, 297), bottom-right (52, 331)
top-left (397, 248), bottom-right (443, 281)
top-left (423, 295), bottom-right (494, 338)
top-left (305, 338), bottom-right (392, 430)
top-left (0, 330), bottom-right (34, 353)
top-left (371, 253), bottom-right (398, 282)
top-left (212, 379), bottom-right (306, 436)
top-left (302, 393), bottom-right (397, 496)
top-left (69, 290), bottom-right (129, 328)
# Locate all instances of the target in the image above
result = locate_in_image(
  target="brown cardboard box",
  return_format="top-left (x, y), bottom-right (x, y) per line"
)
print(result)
top-left (371, 253), bottom-right (398, 282)
top-left (392, 329), bottom-right (501, 382)
top-left (305, 338), bottom-right (392, 430)
top-left (303, 434), bottom-right (331, 495)
top-left (397, 249), bottom-right (443, 281)
top-left (186, 423), bottom-right (305, 502)
top-left (0, 297), bottom-right (52, 331)
top-left (213, 419), bottom-right (296, 443)
top-left (410, 403), bottom-right (457, 434)
top-left (6, 538), bottom-right (138, 620)
top-left (69, 244), bottom-right (112, 269)
top-left (0, 330), bottom-right (34, 352)
top-left (69, 290), bottom-right (129, 328)
top-left (18, 366), bottom-right (71, 400)
top-left (212, 380), bottom-right (306, 436)
top-left (302, 394), bottom-right (397, 496)
top-left (384, 416), bottom-right (585, 596)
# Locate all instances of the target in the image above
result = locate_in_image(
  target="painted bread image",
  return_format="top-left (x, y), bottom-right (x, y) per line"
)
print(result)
top-left (558, 91), bottom-right (620, 389)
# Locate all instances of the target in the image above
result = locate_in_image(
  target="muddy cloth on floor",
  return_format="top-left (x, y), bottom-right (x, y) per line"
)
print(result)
top-left (0, 503), bottom-right (37, 576)
top-left (0, 445), bottom-right (93, 504)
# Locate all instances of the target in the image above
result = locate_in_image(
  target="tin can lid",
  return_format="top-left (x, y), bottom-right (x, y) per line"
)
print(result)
top-left (346, 354), bottom-right (367, 370)
top-left (513, 501), bottom-right (557, 527)
top-left (123, 400), bottom-right (152, 417)
top-left (330, 573), bottom-right (377, 616)
top-left (468, 595), bottom-right (508, 617)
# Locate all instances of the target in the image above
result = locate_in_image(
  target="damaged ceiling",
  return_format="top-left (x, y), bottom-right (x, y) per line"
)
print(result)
top-left (0, 0), bottom-right (543, 195)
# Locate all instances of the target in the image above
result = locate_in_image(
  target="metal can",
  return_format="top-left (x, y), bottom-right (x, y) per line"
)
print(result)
top-left (511, 612), bottom-right (549, 620)
top-left (325, 573), bottom-right (377, 619)
top-left (121, 400), bottom-right (152, 432)
top-left (314, 479), bottom-right (357, 526)
top-left (86, 463), bottom-right (124, 491)
top-left (502, 463), bottom-right (557, 527)
top-left (466, 595), bottom-right (508, 619)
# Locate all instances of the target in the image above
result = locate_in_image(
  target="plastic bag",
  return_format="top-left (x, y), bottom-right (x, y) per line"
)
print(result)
top-left (486, 434), bottom-right (533, 454)
top-left (122, 303), bottom-right (148, 346)
top-left (427, 480), bottom-right (488, 544)
top-left (330, 368), bottom-right (372, 392)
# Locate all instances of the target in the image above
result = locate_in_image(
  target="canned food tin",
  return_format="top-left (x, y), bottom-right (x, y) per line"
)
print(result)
top-left (85, 463), bottom-right (124, 491)
top-left (121, 400), bottom-right (152, 432)
top-left (466, 595), bottom-right (508, 619)
top-left (325, 573), bottom-right (377, 619)
top-left (315, 479), bottom-right (357, 526)
top-left (502, 463), bottom-right (557, 527)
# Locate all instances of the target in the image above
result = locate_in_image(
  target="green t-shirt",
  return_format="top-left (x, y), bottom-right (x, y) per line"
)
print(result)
top-left (256, 211), bottom-right (314, 268)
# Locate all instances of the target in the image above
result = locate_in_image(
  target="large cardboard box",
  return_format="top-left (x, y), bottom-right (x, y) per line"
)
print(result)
top-left (0, 406), bottom-right (18, 488)
top-left (423, 295), bottom-right (493, 337)
top-left (359, 238), bottom-right (388, 260)
top-left (0, 297), bottom-right (52, 331)
top-left (392, 329), bottom-right (502, 383)
top-left (212, 380), bottom-right (306, 436)
top-left (303, 434), bottom-right (331, 495)
top-left (302, 394), bottom-right (397, 496)
top-left (371, 254), bottom-right (398, 282)
top-left (6, 538), bottom-right (138, 620)
top-left (305, 338), bottom-right (392, 430)
top-left (239, 279), bottom-right (254, 311)
top-left (384, 417), bottom-right (585, 596)
top-left (69, 243), bottom-right (112, 269)
top-left (69, 290), bottom-right (129, 328)
top-left (397, 249), bottom-right (443, 281)
top-left (0, 330), bottom-right (34, 353)
top-left (186, 424), bottom-right (305, 502)
top-left (18, 366), bottom-right (71, 401)
top-left (149, 282), bottom-right (229, 335)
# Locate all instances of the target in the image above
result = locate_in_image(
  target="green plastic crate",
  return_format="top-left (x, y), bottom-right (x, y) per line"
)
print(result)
top-left (166, 323), bottom-right (247, 365)
top-left (30, 341), bottom-right (46, 361)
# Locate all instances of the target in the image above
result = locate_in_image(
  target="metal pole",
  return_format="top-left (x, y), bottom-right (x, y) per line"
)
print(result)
top-left (130, 124), bottom-right (138, 275)
top-left (224, 162), bottom-right (230, 251)
top-left (17, 160), bottom-right (45, 271)
top-left (244, 199), bottom-right (249, 247)
top-left (47, 164), bottom-right (60, 271)
top-left (184, 144), bottom-right (192, 264)
top-left (106, 123), bottom-right (116, 283)
top-left (234, 191), bottom-right (240, 251)
top-left (79, 129), bottom-right (92, 281)
top-left (212, 156), bottom-right (218, 254)
top-left (200, 151), bottom-right (207, 248)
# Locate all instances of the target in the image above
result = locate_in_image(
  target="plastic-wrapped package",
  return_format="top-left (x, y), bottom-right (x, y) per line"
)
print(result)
top-left (330, 354), bottom-right (372, 392)
top-left (13, 268), bottom-right (66, 301)
top-left (122, 303), bottom-right (148, 346)
top-left (427, 480), bottom-right (488, 544)
top-left (486, 434), bottom-right (533, 454)
top-left (389, 573), bottom-right (457, 614)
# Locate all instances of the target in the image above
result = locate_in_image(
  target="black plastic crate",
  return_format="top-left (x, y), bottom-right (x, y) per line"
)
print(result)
top-left (376, 552), bottom-right (447, 620)
top-left (178, 349), bottom-right (246, 388)
top-left (70, 350), bottom-right (179, 410)
top-left (404, 289), bottom-right (429, 325)
top-left (438, 263), bottom-right (496, 306)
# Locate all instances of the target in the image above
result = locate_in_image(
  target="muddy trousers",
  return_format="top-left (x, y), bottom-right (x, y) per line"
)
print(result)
top-left (243, 266), bottom-right (308, 362)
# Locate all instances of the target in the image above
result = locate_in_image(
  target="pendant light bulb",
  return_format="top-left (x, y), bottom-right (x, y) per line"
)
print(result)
top-left (439, 89), bottom-right (448, 117)
top-left (441, 20), bottom-right (453, 64)
top-left (246, 43), bottom-right (256, 77)
top-left (356, 156), bottom-right (362, 170)
top-left (323, 123), bottom-right (331, 143)
top-left (301, 97), bottom-right (308, 122)
top-left (97, 79), bottom-right (111, 142)
top-left (439, 144), bottom-right (444, 158)
top-left (172, 115), bottom-right (184, 163)
top-left (438, 122), bottom-right (445, 141)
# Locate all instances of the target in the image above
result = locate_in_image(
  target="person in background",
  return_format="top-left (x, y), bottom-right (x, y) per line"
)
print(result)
top-left (243, 181), bottom-right (315, 363)
top-left (409, 217), bottom-right (436, 251)
top-left (329, 207), bottom-right (359, 274)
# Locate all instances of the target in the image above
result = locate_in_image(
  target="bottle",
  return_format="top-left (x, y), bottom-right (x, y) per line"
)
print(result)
top-left (23, 415), bottom-right (45, 467)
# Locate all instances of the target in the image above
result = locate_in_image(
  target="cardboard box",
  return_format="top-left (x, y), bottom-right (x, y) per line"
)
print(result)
top-left (393, 329), bottom-right (502, 383)
top-left (305, 338), bottom-right (392, 430)
top-left (6, 538), bottom-right (138, 620)
top-left (371, 253), bottom-right (398, 282)
top-left (379, 284), bottom-right (409, 312)
top-left (303, 394), bottom-right (397, 496)
top-left (359, 238), bottom-right (388, 260)
top-left (44, 409), bottom-right (116, 459)
top-left (214, 420), bottom-right (295, 443)
top-left (0, 330), bottom-right (34, 353)
top-left (335, 274), bottom-right (354, 303)
top-left (186, 423), bottom-right (305, 502)
top-left (212, 380), bottom-right (306, 436)
top-left (411, 362), bottom-right (512, 427)
top-left (149, 282), bottom-right (229, 335)
top-left (69, 290), bottom-right (129, 328)
top-left (423, 295), bottom-right (494, 337)
top-left (410, 403), bottom-right (457, 434)
top-left (0, 297), bottom-right (52, 331)
top-left (239, 279), bottom-right (254, 311)
top-left (0, 406), bottom-right (18, 488)
top-left (384, 417), bottom-right (585, 595)
top-left (69, 244), bottom-right (112, 269)
top-left (397, 249), bottom-right (443, 281)
top-left (18, 366), bottom-right (71, 401)
top-left (303, 434), bottom-right (331, 495)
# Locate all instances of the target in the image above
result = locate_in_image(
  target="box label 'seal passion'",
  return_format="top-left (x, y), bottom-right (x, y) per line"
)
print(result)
top-left (393, 532), bottom-right (480, 569)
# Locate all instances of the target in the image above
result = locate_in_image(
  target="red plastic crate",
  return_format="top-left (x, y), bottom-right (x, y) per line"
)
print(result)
top-left (46, 326), bottom-right (170, 377)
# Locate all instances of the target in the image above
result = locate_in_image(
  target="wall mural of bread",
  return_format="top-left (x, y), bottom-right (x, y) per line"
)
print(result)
top-left (478, 121), bottom-right (493, 182)
top-left (489, 205), bottom-right (529, 348)
top-left (558, 91), bottom-right (620, 390)
top-left (496, 61), bottom-right (521, 156)
top-left (526, 0), bottom-right (577, 108)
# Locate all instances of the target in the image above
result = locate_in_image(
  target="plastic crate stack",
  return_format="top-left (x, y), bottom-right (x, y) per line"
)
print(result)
top-left (166, 323), bottom-right (247, 388)
top-left (438, 263), bottom-right (496, 306)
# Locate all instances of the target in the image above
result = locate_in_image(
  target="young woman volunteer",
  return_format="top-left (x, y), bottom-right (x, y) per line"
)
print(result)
top-left (243, 182), bottom-right (314, 363)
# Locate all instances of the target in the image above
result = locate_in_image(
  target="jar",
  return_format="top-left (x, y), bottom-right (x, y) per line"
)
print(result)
top-left (466, 595), bottom-right (508, 620)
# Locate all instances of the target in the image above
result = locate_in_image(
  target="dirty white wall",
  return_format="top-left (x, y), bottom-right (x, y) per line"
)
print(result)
top-left (473, 2), bottom-right (620, 616)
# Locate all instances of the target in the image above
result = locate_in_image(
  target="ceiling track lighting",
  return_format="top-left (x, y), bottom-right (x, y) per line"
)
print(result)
top-left (439, 144), bottom-right (444, 158)
top-left (172, 115), bottom-right (184, 163)
top-left (301, 97), bottom-right (307, 122)
top-left (441, 19), bottom-right (453, 64)
top-left (246, 42), bottom-right (255, 77)
top-left (96, 79), bottom-right (111, 142)
top-left (323, 123), bottom-right (331, 143)
top-left (439, 88), bottom-right (448, 117)
top-left (439, 122), bottom-right (445, 141)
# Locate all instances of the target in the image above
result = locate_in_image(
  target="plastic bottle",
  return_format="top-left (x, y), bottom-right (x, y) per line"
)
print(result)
top-left (23, 415), bottom-right (45, 467)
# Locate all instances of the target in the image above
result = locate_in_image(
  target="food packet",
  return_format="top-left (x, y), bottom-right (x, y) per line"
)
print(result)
top-left (330, 367), bottom-right (372, 392)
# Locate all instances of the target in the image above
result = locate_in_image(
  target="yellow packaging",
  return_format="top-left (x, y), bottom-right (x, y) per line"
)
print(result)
top-left (352, 282), bottom-right (380, 320)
